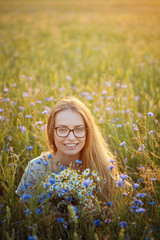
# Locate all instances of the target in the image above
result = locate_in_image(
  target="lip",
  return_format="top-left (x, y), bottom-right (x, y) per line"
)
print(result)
top-left (64, 143), bottom-right (78, 147)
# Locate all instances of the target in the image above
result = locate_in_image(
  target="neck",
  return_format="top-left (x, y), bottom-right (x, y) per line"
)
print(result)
top-left (54, 152), bottom-right (80, 168)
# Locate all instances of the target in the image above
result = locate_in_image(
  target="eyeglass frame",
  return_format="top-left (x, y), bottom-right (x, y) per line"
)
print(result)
top-left (54, 126), bottom-right (88, 138)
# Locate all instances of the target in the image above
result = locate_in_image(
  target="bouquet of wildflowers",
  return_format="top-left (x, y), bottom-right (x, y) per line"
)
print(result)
top-left (41, 165), bottom-right (102, 208)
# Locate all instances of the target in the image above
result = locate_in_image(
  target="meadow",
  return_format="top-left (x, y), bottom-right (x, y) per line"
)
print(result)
top-left (0, 0), bottom-right (160, 239)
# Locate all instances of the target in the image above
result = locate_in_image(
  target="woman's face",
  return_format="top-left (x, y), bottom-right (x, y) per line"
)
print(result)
top-left (54, 109), bottom-right (86, 160)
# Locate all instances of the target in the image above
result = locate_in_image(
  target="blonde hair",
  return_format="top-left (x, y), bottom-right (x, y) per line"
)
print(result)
top-left (47, 97), bottom-right (119, 202)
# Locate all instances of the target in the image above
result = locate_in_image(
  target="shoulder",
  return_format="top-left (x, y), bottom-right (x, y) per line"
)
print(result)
top-left (27, 152), bottom-right (54, 171)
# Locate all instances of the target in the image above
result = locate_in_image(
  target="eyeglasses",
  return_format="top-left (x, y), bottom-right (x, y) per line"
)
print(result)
top-left (54, 127), bottom-right (87, 138)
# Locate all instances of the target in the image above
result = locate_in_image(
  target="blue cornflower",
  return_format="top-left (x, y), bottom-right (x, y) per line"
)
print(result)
top-left (25, 209), bottom-right (32, 216)
top-left (136, 193), bottom-right (147, 198)
top-left (119, 221), bottom-right (128, 228)
top-left (27, 146), bottom-right (33, 150)
top-left (49, 178), bottom-right (56, 184)
top-left (105, 218), bottom-right (112, 224)
top-left (149, 130), bottom-right (153, 134)
top-left (107, 165), bottom-right (115, 170)
top-left (57, 217), bottom-right (64, 223)
top-left (48, 154), bottom-right (52, 158)
top-left (0, 109), bottom-right (4, 112)
top-left (116, 180), bottom-right (124, 187)
top-left (19, 126), bottom-right (26, 133)
top-left (132, 183), bottom-right (139, 189)
top-left (94, 219), bottom-right (101, 226)
top-left (35, 208), bottom-right (43, 215)
top-left (138, 178), bottom-right (143, 182)
top-left (25, 115), bottom-right (32, 118)
top-left (73, 206), bottom-right (78, 214)
top-left (76, 160), bottom-right (82, 164)
top-left (42, 110), bottom-right (50, 114)
top-left (120, 141), bottom-right (126, 146)
top-left (28, 236), bottom-right (38, 240)
top-left (147, 112), bottom-right (154, 116)
top-left (107, 202), bottom-right (112, 207)
top-left (149, 201), bottom-right (156, 205)
top-left (150, 178), bottom-right (156, 181)
top-left (120, 174), bottom-right (128, 180)
top-left (60, 165), bottom-right (66, 170)
top-left (21, 194), bottom-right (32, 202)
top-left (135, 208), bottom-right (145, 213)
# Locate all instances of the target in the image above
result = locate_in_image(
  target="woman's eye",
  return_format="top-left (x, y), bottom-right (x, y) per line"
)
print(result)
top-left (75, 128), bottom-right (83, 132)
top-left (59, 128), bottom-right (68, 133)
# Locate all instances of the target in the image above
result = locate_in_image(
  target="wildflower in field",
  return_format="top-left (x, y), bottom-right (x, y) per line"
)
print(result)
top-left (30, 102), bottom-right (35, 106)
top-left (138, 178), bottom-right (143, 182)
top-left (119, 221), bottom-right (128, 228)
top-left (149, 130), bottom-right (153, 134)
top-left (36, 100), bottom-right (42, 104)
top-left (35, 208), bottom-right (43, 215)
top-left (0, 116), bottom-right (5, 120)
top-left (117, 124), bottom-right (122, 128)
top-left (41, 110), bottom-right (50, 114)
top-left (135, 208), bottom-right (145, 213)
top-left (120, 174), bottom-right (128, 180)
top-left (107, 165), bottom-right (115, 170)
top-left (132, 183), bottom-right (139, 189)
top-left (134, 96), bottom-right (140, 100)
top-left (36, 121), bottom-right (42, 125)
top-left (116, 180), bottom-right (124, 187)
top-left (2, 97), bottom-right (10, 102)
top-left (120, 141), bottom-right (126, 146)
top-left (105, 218), bottom-right (112, 224)
top-left (25, 209), bottom-right (32, 216)
top-left (93, 219), bottom-right (101, 226)
top-left (57, 217), bottom-right (64, 223)
top-left (22, 92), bottom-right (28, 97)
top-left (149, 201), bottom-right (156, 205)
top-left (136, 193), bottom-right (147, 198)
top-left (25, 115), bottom-right (32, 118)
top-left (107, 202), bottom-right (112, 206)
top-left (27, 146), bottom-right (34, 150)
top-left (28, 235), bottom-right (38, 240)
top-left (147, 112), bottom-right (154, 116)
top-left (150, 178), bottom-right (156, 181)
top-left (0, 109), bottom-right (4, 112)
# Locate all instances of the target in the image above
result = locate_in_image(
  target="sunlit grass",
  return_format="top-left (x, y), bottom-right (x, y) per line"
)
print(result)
top-left (0, 0), bottom-right (160, 239)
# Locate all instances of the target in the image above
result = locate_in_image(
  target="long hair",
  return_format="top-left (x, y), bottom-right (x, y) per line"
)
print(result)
top-left (47, 97), bottom-right (119, 202)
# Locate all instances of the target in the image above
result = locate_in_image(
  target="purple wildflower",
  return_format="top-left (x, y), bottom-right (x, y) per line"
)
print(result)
top-left (136, 193), bottom-right (147, 198)
top-left (120, 141), bottom-right (126, 146)
top-left (147, 112), bottom-right (154, 117)
top-left (135, 208), bottom-right (145, 213)
top-left (119, 221), bottom-right (128, 228)
top-left (120, 174), bottom-right (128, 180)
top-left (132, 183), bottom-right (139, 189)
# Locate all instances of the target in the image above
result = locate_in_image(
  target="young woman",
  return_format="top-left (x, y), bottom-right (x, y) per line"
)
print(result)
top-left (16, 97), bottom-right (118, 202)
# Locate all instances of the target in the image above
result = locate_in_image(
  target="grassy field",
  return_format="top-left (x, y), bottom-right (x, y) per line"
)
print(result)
top-left (0, 0), bottom-right (160, 239)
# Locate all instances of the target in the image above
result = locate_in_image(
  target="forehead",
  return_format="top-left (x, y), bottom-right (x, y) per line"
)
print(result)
top-left (55, 109), bottom-right (85, 127)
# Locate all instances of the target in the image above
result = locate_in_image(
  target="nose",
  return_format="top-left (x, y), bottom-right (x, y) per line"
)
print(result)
top-left (67, 131), bottom-right (76, 140)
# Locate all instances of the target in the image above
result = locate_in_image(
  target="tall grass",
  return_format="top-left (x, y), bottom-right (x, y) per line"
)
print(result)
top-left (0, 0), bottom-right (160, 239)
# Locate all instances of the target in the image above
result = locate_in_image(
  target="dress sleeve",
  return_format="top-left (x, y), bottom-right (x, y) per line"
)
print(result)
top-left (15, 155), bottom-right (47, 197)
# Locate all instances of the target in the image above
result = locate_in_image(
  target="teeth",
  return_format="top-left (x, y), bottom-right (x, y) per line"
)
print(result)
top-left (65, 144), bottom-right (77, 147)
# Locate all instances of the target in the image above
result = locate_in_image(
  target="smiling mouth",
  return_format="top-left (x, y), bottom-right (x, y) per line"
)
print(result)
top-left (64, 143), bottom-right (78, 147)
